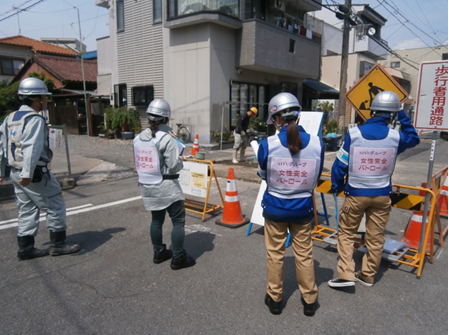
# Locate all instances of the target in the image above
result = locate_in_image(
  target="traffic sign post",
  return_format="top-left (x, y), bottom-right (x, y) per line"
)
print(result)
top-left (345, 64), bottom-right (408, 121)
top-left (414, 60), bottom-right (448, 256)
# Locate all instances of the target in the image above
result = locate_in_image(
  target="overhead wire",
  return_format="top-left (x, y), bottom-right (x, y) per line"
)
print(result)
top-left (0, 0), bottom-right (46, 23)
top-left (376, 0), bottom-right (444, 47)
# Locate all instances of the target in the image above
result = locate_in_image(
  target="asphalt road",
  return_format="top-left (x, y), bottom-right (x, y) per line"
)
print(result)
top-left (0, 134), bottom-right (447, 334)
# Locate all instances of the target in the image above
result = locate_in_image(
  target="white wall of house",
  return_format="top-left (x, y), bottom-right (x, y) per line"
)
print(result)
top-left (96, 36), bottom-right (113, 97)
top-left (322, 24), bottom-right (342, 56)
top-left (0, 45), bottom-right (29, 82)
top-left (164, 23), bottom-right (218, 143)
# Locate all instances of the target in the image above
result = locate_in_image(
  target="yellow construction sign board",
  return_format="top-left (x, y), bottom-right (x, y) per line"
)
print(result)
top-left (346, 64), bottom-right (409, 120)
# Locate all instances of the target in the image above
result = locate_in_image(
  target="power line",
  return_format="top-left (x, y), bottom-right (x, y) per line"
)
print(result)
top-left (0, 0), bottom-right (35, 17)
top-left (376, 0), bottom-right (444, 47)
top-left (368, 36), bottom-right (420, 70)
top-left (0, 0), bottom-right (46, 23)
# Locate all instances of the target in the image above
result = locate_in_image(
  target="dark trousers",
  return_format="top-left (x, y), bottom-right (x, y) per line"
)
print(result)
top-left (150, 200), bottom-right (185, 257)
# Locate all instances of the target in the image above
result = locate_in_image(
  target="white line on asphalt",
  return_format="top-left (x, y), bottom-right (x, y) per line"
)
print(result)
top-left (185, 224), bottom-right (222, 236)
top-left (0, 204), bottom-right (94, 227)
top-left (0, 197), bottom-right (142, 230)
top-left (436, 248), bottom-right (443, 260)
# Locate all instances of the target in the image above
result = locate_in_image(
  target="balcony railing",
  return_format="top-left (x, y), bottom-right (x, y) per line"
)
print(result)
top-left (168, 0), bottom-right (239, 19)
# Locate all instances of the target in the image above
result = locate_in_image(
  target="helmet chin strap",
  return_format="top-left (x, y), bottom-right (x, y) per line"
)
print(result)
top-left (271, 116), bottom-right (283, 130)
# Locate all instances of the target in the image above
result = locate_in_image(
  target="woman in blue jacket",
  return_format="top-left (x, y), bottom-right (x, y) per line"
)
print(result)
top-left (257, 92), bottom-right (324, 316)
top-left (328, 91), bottom-right (420, 288)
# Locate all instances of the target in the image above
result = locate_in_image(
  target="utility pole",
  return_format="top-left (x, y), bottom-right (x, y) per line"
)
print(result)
top-left (77, 7), bottom-right (89, 136)
top-left (338, 0), bottom-right (351, 133)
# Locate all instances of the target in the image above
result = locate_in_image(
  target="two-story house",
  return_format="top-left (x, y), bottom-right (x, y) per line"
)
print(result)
top-left (95, 0), bottom-right (328, 143)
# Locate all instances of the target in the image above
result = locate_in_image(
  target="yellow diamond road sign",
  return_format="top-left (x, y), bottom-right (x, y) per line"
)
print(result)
top-left (345, 64), bottom-right (409, 120)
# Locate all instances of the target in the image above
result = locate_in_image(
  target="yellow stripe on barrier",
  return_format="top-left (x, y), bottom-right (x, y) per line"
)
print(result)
top-left (317, 176), bottom-right (424, 211)
top-left (390, 193), bottom-right (423, 212)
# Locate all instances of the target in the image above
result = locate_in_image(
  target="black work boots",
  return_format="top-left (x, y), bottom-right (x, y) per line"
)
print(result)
top-left (49, 230), bottom-right (80, 256)
top-left (153, 244), bottom-right (173, 264)
top-left (170, 250), bottom-right (196, 270)
top-left (17, 236), bottom-right (49, 261)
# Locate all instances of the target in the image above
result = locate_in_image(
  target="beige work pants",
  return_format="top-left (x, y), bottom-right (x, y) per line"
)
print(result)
top-left (264, 219), bottom-right (318, 304)
top-left (337, 196), bottom-right (391, 284)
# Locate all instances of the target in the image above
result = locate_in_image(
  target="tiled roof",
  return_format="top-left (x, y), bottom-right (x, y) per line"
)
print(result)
top-left (34, 54), bottom-right (97, 83)
top-left (0, 35), bottom-right (79, 56)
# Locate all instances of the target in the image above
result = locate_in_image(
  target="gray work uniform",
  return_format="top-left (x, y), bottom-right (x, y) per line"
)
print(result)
top-left (0, 105), bottom-right (66, 236)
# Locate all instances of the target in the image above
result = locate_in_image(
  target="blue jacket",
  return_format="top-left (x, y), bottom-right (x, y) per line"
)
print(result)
top-left (258, 125), bottom-right (325, 222)
top-left (331, 110), bottom-right (420, 196)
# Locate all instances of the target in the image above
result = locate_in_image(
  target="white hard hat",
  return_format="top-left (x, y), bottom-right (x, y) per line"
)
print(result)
top-left (18, 77), bottom-right (51, 96)
top-left (267, 92), bottom-right (301, 125)
top-left (146, 98), bottom-right (171, 120)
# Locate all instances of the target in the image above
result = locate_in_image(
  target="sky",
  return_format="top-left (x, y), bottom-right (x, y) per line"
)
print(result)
top-left (0, 0), bottom-right (110, 52)
top-left (316, 0), bottom-right (448, 50)
top-left (0, 0), bottom-right (447, 52)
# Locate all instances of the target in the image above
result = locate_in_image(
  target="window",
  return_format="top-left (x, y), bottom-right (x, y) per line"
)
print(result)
top-left (132, 86), bottom-right (154, 106)
top-left (168, 0), bottom-right (239, 19)
top-left (117, 0), bottom-right (124, 32)
top-left (244, 0), bottom-right (266, 20)
top-left (442, 53), bottom-right (448, 60)
top-left (114, 84), bottom-right (127, 107)
top-left (359, 61), bottom-right (374, 77)
top-left (391, 61), bottom-right (400, 68)
top-left (289, 39), bottom-right (295, 53)
top-left (230, 81), bottom-right (268, 129)
top-left (0, 58), bottom-right (24, 75)
top-left (153, 0), bottom-right (162, 23)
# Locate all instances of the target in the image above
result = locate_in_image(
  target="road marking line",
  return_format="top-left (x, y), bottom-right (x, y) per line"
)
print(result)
top-left (0, 204), bottom-right (94, 226)
top-left (0, 197), bottom-right (142, 230)
top-left (436, 249), bottom-right (443, 260)
top-left (185, 224), bottom-right (222, 236)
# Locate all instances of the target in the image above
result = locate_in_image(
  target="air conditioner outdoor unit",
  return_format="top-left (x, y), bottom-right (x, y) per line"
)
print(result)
top-left (270, 0), bottom-right (286, 12)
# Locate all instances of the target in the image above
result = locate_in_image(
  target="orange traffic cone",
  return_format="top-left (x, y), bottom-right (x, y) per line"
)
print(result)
top-left (438, 176), bottom-right (448, 217)
top-left (401, 211), bottom-right (431, 252)
top-left (216, 168), bottom-right (250, 228)
top-left (190, 134), bottom-right (199, 157)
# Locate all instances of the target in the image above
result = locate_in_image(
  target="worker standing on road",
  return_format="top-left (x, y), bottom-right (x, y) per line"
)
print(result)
top-left (232, 106), bottom-right (258, 164)
top-left (133, 99), bottom-right (195, 270)
top-left (328, 91), bottom-right (420, 289)
top-left (0, 77), bottom-right (80, 260)
top-left (257, 92), bottom-right (324, 316)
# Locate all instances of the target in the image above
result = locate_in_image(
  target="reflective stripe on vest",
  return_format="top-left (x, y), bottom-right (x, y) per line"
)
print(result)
top-left (133, 131), bottom-right (167, 185)
top-left (266, 133), bottom-right (321, 199)
top-left (348, 127), bottom-right (400, 189)
top-left (6, 110), bottom-right (41, 170)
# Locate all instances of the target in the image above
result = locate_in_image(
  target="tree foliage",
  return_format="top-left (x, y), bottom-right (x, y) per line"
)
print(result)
top-left (0, 72), bottom-right (54, 122)
top-left (0, 80), bottom-right (20, 122)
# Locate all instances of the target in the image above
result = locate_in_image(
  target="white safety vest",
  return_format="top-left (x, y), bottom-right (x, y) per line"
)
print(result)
top-left (348, 127), bottom-right (400, 189)
top-left (6, 110), bottom-right (44, 170)
top-left (133, 131), bottom-right (167, 185)
top-left (266, 134), bottom-right (321, 199)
